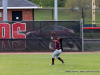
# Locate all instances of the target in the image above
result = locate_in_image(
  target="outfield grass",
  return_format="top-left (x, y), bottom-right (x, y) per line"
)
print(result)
top-left (0, 54), bottom-right (100, 75)
top-left (34, 9), bottom-right (100, 23)
top-left (34, 9), bottom-right (82, 20)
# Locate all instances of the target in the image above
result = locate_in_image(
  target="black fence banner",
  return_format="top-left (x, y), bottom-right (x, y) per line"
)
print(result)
top-left (0, 21), bottom-right (82, 52)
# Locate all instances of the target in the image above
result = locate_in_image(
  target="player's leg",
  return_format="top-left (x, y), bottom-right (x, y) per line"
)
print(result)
top-left (58, 57), bottom-right (65, 64)
top-left (51, 50), bottom-right (59, 65)
top-left (56, 49), bottom-right (65, 64)
top-left (51, 58), bottom-right (54, 65)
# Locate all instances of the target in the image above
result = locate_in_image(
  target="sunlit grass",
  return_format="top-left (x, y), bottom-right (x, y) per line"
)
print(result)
top-left (0, 54), bottom-right (100, 75)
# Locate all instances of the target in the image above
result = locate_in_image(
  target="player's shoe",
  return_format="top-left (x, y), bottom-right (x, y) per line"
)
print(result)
top-left (62, 61), bottom-right (65, 64)
top-left (51, 64), bottom-right (54, 65)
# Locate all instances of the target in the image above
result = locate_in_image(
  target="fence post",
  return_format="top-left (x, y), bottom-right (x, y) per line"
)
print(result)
top-left (82, 9), bottom-right (84, 24)
top-left (40, 21), bottom-right (41, 37)
top-left (52, 9), bottom-right (54, 20)
top-left (54, 0), bottom-right (58, 21)
top-left (3, 0), bottom-right (8, 21)
top-left (82, 9), bottom-right (83, 18)
top-left (80, 18), bottom-right (84, 52)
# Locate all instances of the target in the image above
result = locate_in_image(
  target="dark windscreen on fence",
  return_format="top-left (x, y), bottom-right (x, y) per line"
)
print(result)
top-left (83, 21), bottom-right (100, 52)
top-left (0, 21), bottom-right (82, 52)
top-left (83, 29), bottom-right (100, 52)
top-left (84, 40), bottom-right (100, 52)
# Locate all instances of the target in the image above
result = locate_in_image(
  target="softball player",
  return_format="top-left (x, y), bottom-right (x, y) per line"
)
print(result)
top-left (51, 32), bottom-right (65, 65)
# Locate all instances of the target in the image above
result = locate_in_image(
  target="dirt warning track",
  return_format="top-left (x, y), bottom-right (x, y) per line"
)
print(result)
top-left (0, 52), bottom-right (100, 55)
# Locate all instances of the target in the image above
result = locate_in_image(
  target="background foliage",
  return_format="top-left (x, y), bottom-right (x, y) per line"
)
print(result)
top-left (29, 0), bottom-right (66, 7)
top-left (29, 0), bottom-right (100, 9)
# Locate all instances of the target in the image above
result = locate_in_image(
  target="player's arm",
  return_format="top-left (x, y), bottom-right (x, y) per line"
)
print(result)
top-left (51, 36), bottom-right (55, 43)
top-left (51, 32), bottom-right (55, 43)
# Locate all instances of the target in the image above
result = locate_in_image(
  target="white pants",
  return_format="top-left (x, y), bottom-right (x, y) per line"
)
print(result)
top-left (52, 49), bottom-right (62, 58)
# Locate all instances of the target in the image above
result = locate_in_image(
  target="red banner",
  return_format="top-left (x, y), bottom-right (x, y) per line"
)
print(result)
top-left (0, 23), bottom-right (26, 50)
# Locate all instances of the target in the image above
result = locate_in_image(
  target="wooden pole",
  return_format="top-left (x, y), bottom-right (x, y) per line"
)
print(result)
top-left (92, 0), bottom-right (95, 25)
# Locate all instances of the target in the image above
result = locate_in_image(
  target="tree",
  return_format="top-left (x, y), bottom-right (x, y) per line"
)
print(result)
top-left (66, 0), bottom-right (92, 9)
top-left (29, 0), bottom-right (65, 7)
top-left (96, 0), bottom-right (100, 8)
top-left (58, 0), bottom-right (66, 7)
top-left (65, 0), bottom-right (76, 9)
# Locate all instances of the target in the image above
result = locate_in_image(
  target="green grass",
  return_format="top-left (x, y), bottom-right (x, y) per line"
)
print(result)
top-left (0, 54), bottom-right (100, 75)
top-left (34, 9), bottom-right (82, 20)
top-left (34, 9), bottom-right (100, 23)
